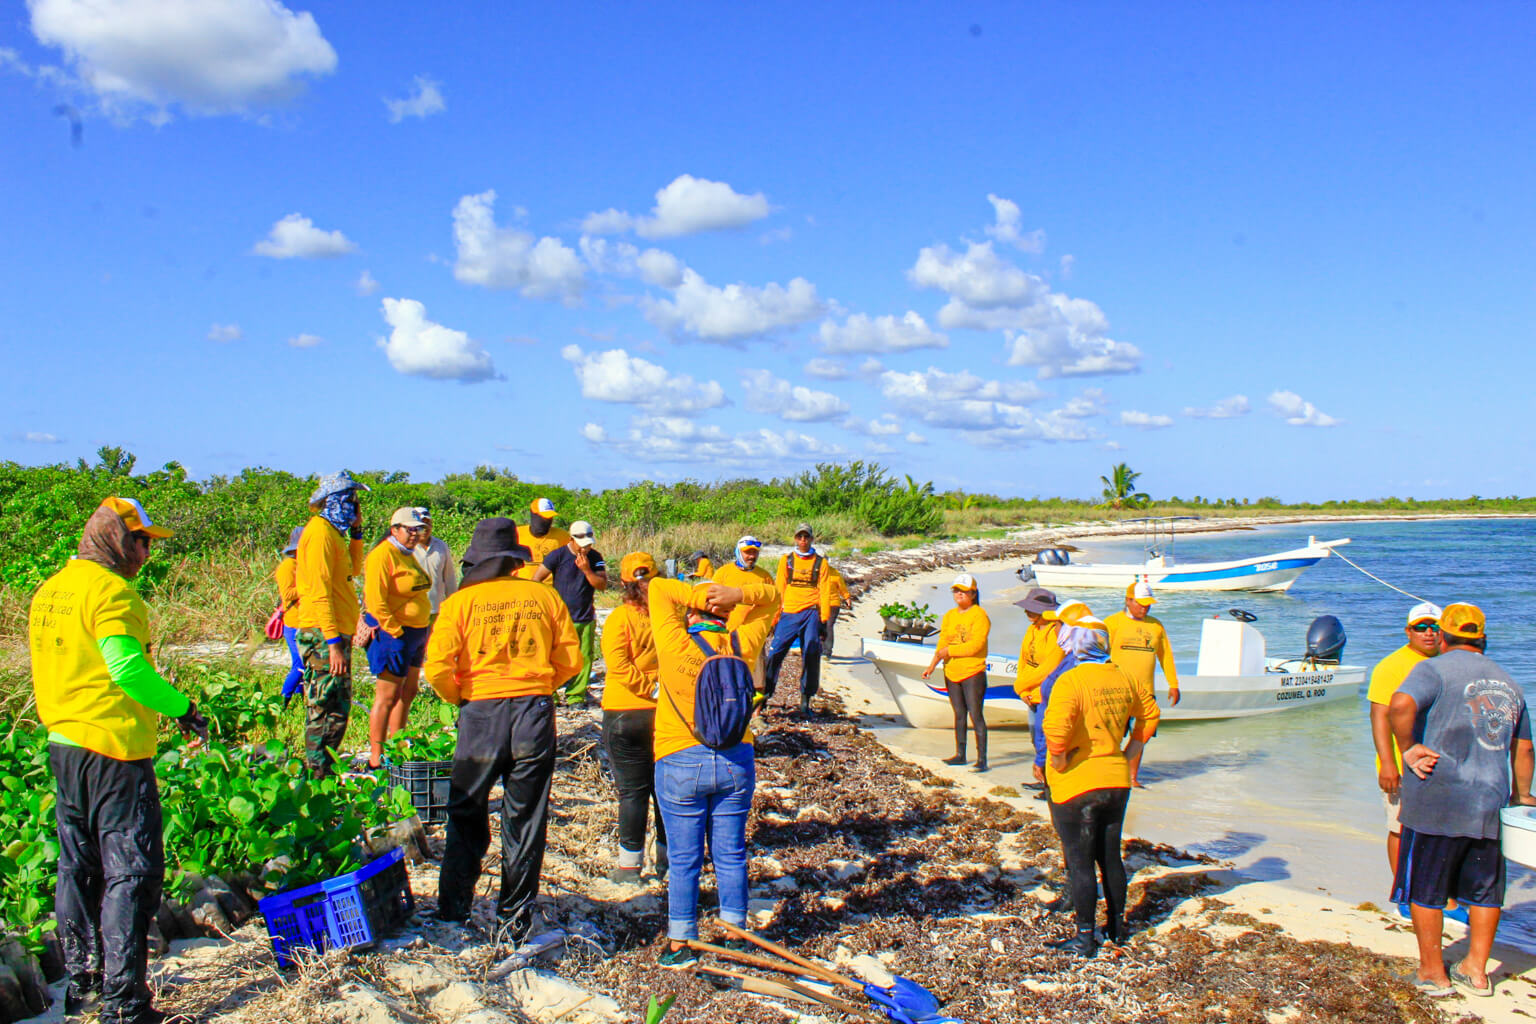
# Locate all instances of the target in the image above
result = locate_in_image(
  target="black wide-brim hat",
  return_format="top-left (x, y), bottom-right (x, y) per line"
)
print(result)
top-left (462, 516), bottom-right (533, 566)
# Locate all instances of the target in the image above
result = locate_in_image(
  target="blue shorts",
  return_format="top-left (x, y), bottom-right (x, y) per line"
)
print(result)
top-left (366, 620), bottom-right (429, 678)
top-left (1391, 826), bottom-right (1506, 909)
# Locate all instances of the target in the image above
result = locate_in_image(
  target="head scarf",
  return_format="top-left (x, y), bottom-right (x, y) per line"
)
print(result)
top-left (1059, 623), bottom-right (1111, 664)
top-left (527, 515), bottom-right (552, 538)
top-left (77, 505), bottom-right (141, 578)
top-left (319, 490), bottom-right (358, 534)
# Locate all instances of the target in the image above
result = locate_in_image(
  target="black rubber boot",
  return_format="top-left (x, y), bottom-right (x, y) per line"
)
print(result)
top-left (1046, 926), bottom-right (1098, 959)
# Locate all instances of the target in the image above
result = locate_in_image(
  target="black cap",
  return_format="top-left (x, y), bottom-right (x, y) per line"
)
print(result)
top-left (1014, 587), bottom-right (1059, 613)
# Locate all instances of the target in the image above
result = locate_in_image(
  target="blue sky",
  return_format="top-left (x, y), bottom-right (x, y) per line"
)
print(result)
top-left (3, 2), bottom-right (1533, 501)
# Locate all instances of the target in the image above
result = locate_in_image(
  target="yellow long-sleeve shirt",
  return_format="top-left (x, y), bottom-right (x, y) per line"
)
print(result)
top-left (295, 516), bottom-right (366, 641)
top-left (820, 565), bottom-right (851, 621)
top-left (274, 557), bottom-right (302, 629)
top-left (423, 577), bottom-right (582, 704)
top-left (1104, 611), bottom-right (1180, 697)
top-left (712, 562), bottom-right (781, 657)
top-left (364, 539), bottom-right (432, 636)
top-left (514, 526), bottom-right (571, 581)
top-left (937, 604), bottom-right (990, 683)
top-left (1014, 620), bottom-right (1063, 704)
top-left (600, 603), bottom-right (659, 711)
top-left (1044, 661), bottom-right (1161, 803)
top-left (650, 577), bottom-right (776, 760)
top-left (774, 552), bottom-right (832, 615)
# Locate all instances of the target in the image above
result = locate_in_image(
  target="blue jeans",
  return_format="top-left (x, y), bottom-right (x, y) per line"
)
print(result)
top-left (764, 608), bottom-right (822, 700)
top-left (282, 626), bottom-right (304, 700)
top-left (655, 743), bottom-right (755, 940)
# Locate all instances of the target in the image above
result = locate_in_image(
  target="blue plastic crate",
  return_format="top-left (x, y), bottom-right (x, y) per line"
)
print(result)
top-left (320, 846), bottom-right (415, 951)
top-left (257, 879), bottom-right (332, 968)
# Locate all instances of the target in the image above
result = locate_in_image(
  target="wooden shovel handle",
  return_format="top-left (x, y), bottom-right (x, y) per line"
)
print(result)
top-left (715, 920), bottom-right (861, 991)
top-left (686, 939), bottom-right (819, 979)
top-left (694, 964), bottom-right (869, 1017)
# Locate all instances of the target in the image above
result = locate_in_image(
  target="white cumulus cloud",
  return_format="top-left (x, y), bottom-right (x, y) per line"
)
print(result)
top-left (287, 332), bottom-right (321, 348)
top-left (818, 312), bottom-right (947, 355)
top-left (843, 414), bottom-right (902, 437)
top-left (909, 241), bottom-right (1042, 309)
top-left (1057, 388), bottom-right (1108, 419)
top-left (877, 366), bottom-right (1096, 447)
top-left (1119, 410), bottom-right (1173, 430)
top-left (254, 213), bottom-right (356, 259)
top-left (207, 323), bottom-right (241, 343)
top-left (560, 345), bottom-right (727, 416)
top-left (642, 268), bottom-right (824, 343)
top-left (577, 237), bottom-right (684, 288)
top-left (804, 358), bottom-right (850, 380)
top-left (581, 415), bottom-right (844, 465)
top-left (28, 0), bottom-right (337, 117)
top-left (984, 194), bottom-right (1045, 252)
top-left (355, 269), bottom-right (380, 295)
top-left (739, 370), bottom-right (849, 423)
top-left (582, 174), bottom-right (770, 238)
top-left (385, 74), bottom-right (444, 122)
top-left (905, 431), bottom-right (928, 445)
top-left (1183, 394), bottom-right (1250, 419)
top-left (1268, 390), bottom-right (1340, 427)
top-left (20, 431), bottom-right (63, 444)
top-left (451, 190), bottom-right (584, 303)
top-left (378, 297), bottom-right (495, 381)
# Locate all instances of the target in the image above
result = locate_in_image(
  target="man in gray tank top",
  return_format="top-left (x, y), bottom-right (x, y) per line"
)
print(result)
top-left (1389, 603), bottom-right (1536, 998)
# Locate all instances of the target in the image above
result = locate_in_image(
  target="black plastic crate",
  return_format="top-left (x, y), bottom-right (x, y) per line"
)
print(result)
top-left (389, 760), bottom-right (453, 823)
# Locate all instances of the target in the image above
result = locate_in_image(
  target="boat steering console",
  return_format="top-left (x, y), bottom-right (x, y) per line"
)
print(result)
top-left (1227, 608), bottom-right (1258, 623)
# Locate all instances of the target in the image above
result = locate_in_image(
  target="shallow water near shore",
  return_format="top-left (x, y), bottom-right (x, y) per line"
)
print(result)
top-left (861, 517), bottom-right (1536, 950)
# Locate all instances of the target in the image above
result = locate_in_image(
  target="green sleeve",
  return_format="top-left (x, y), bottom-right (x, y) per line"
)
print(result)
top-left (97, 635), bottom-right (192, 719)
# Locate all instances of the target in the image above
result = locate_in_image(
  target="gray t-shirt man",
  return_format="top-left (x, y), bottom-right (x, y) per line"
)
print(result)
top-left (1398, 649), bottom-right (1531, 839)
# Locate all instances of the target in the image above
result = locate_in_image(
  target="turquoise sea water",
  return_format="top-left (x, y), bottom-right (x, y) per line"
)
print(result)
top-left (880, 518), bottom-right (1536, 947)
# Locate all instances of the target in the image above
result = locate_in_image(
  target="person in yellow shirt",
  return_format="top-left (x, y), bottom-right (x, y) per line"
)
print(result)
top-left (649, 573), bottom-right (776, 969)
top-left (1105, 580), bottom-right (1180, 787)
top-left (294, 471), bottom-right (369, 778)
top-left (273, 526), bottom-right (305, 707)
top-left (764, 523), bottom-right (835, 715)
top-left (1043, 618), bottom-right (1160, 959)
top-left (361, 507), bottom-right (434, 769)
top-left (1012, 587), bottom-right (1062, 785)
top-left (424, 517), bottom-right (581, 939)
top-left (684, 550), bottom-right (714, 579)
top-left (711, 536), bottom-right (780, 691)
top-left (820, 563), bottom-right (853, 660)
top-left (30, 497), bottom-right (206, 1024)
top-left (514, 496), bottom-right (571, 580)
top-left (921, 573), bottom-right (992, 771)
top-left (1368, 601), bottom-right (1442, 874)
top-left (601, 552), bottom-right (666, 883)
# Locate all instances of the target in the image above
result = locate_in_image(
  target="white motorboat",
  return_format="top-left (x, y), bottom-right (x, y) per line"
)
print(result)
top-left (1021, 517), bottom-right (1350, 593)
top-left (861, 613), bottom-right (1365, 730)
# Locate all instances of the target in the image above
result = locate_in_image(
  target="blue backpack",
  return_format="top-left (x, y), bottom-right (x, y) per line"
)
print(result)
top-left (664, 631), bottom-right (755, 750)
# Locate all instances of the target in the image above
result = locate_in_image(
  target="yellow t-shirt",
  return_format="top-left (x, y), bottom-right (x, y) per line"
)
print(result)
top-left (295, 516), bottom-right (366, 640)
top-left (1367, 645), bottom-right (1430, 772)
top-left (774, 552), bottom-right (832, 615)
top-left (712, 562), bottom-right (781, 657)
top-left (1015, 620), bottom-right (1064, 704)
top-left (938, 604), bottom-right (991, 683)
top-left (650, 578), bottom-right (775, 760)
top-left (1043, 661), bottom-right (1161, 803)
top-left (364, 540), bottom-right (432, 635)
top-left (600, 604), bottom-right (659, 711)
top-left (274, 557), bottom-right (302, 628)
top-left (30, 559), bottom-right (159, 760)
top-left (1104, 611), bottom-right (1180, 695)
top-left (820, 565), bottom-right (851, 621)
top-left (423, 578), bottom-right (582, 704)
top-left (514, 526), bottom-right (572, 581)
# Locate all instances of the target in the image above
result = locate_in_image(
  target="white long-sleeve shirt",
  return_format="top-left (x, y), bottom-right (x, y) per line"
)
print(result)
top-left (412, 536), bottom-right (459, 614)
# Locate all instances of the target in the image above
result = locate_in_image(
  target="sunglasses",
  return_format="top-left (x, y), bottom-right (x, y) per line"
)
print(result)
top-left (573, 533), bottom-right (594, 539)
top-left (1409, 622), bottom-right (1440, 633)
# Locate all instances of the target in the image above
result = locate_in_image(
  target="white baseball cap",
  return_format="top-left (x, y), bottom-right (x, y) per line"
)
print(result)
top-left (950, 572), bottom-right (977, 591)
top-left (1126, 580), bottom-right (1156, 605)
top-left (570, 520), bottom-right (595, 547)
top-left (1407, 601), bottom-right (1442, 626)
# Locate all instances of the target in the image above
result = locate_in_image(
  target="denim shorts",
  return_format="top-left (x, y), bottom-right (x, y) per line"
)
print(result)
top-left (367, 621), bottom-right (430, 677)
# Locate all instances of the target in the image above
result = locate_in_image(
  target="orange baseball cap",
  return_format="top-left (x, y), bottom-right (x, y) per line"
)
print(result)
top-left (620, 552), bottom-right (658, 582)
top-left (101, 496), bottom-right (173, 538)
top-left (1439, 603), bottom-right (1485, 640)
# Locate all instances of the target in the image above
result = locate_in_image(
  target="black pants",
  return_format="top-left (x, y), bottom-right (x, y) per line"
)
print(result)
top-left (822, 606), bottom-right (842, 660)
top-left (438, 696), bottom-right (556, 938)
top-left (602, 709), bottom-right (666, 856)
top-left (50, 744), bottom-right (164, 1024)
top-left (946, 672), bottom-right (988, 762)
top-left (1048, 787), bottom-right (1131, 932)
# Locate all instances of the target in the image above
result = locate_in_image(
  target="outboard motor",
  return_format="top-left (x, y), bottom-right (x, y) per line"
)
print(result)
top-left (1305, 615), bottom-right (1347, 664)
top-left (1033, 548), bottom-right (1071, 566)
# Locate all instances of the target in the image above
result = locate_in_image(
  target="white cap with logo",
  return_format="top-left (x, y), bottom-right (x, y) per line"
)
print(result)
top-left (950, 572), bottom-right (977, 591)
top-left (570, 520), bottom-right (595, 548)
top-left (1407, 601), bottom-right (1442, 626)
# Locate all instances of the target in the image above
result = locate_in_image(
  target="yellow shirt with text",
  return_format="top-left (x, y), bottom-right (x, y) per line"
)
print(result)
top-left (600, 603), bottom-right (659, 711)
top-left (1044, 661), bottom-right (1161, 803)
top-left (1104, 611), bottom-right (1180, 695)
top-left (938, 604), bottom-right (991, 683)
top-left (364, 540), bottom-right (432, 636)
top-left (514, 526), bottom-right (572, 581)
top-left (295, 516), bottom-right (366, 640)
top-left (423, 577), bottom-right (582, 704)
top-left (774, 552), bottom-right (832, 615)
top-left (1015, 620), bottom-right (1063, 704)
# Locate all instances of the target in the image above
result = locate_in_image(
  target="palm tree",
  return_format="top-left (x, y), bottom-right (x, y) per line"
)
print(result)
top-left (1100, 463), bottom-right (1151, 509)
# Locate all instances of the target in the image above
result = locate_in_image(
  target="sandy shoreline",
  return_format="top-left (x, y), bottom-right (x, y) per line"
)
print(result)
top-left (824, 538), bottom-right (1536, 1022)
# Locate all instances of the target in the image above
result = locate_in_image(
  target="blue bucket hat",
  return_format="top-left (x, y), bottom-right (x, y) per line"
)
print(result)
top-left (308, 470), bottom-right (371, 507)
top-left (281, 525), bottom-right (304, 556)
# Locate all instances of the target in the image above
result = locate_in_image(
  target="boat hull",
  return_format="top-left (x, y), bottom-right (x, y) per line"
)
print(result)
top-left (860, 638), bottom-right (1364, 730)
top-left (1027, 538), bottom-right (1349, 592)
